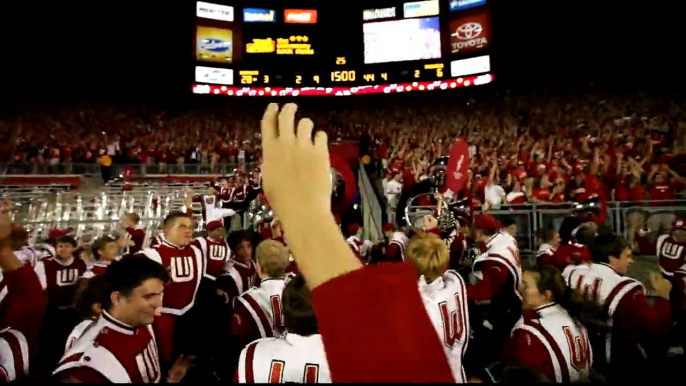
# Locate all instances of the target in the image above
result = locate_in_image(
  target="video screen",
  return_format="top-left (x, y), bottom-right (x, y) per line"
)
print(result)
top-left (363, 17), bottom-right (441, 64)
top-left (196, 26), bottom-right (234, 63)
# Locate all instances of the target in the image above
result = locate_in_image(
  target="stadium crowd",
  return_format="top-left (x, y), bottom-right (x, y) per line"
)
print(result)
top-left (0, 87), bottom-right (684, 383)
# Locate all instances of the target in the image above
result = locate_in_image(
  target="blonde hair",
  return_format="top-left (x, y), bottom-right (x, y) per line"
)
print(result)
top-left (407, 232), bottom-right (449, 283)
top-left (256, 240), bottom-right (290, 278)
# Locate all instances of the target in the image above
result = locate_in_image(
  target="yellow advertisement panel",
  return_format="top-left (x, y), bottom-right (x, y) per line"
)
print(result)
top-left (196, 26), bottom-right (233, 63)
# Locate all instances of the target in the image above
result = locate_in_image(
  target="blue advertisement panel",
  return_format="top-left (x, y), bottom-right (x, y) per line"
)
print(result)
top-left (449, 0), bottom-right (486, 12)
top-left (243, 8), bottom-right (276, 22)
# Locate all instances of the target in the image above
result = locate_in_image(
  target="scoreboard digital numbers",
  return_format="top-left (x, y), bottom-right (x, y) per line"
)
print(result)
top-left (192, 1), bottom-right (495, 96)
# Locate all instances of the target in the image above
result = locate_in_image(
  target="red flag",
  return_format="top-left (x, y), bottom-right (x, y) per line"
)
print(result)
top-left (445, 140), bottom-right (470, 194)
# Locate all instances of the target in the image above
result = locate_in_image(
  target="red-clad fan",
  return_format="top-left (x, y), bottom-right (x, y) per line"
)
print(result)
top-left (0, 219), bottom-right (47, 382)
top-left (121, 213), bottom-right (146, 255)
top-left (53, 257), bottom-right (181, 383)
top-left (500, 265), bottom-right (594, 383)
top-left (541, 217), bottom-right (594, 271)
top-left (235, 274), bottom-right (331, 383)
top-left (345, 223), bottom-right (372, 264)
top-left (82, 236), bottom-right (120, 279)
top-left (133, 211), bottom-right (204, 370)
top-left (218, 231), bottom-right (258, 299)
top-left (562, 234), bottom-right (672, 382)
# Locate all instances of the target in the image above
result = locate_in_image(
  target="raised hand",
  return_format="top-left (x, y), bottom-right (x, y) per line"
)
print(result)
top-left (260, 103), bottom-right (332, 223)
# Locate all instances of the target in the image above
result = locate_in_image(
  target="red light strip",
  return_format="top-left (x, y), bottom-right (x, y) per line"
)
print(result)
top-left (192, 74), bottom-right (494, 96)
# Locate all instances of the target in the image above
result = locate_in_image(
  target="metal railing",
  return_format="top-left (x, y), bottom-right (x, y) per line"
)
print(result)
top-left (1, 162), bottom-right (260, 177)
top-left (358, 165), bottom-right (383, 242)
top-left (477, 200), bottom-right (686, 252)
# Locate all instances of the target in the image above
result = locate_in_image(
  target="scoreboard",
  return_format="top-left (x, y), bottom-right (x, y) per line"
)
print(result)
top-left (192, 0), bottom-right (495, 96)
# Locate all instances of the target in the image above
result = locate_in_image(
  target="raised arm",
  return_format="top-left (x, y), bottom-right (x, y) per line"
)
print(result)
top-left (259, 104), bottom-right (453, 383)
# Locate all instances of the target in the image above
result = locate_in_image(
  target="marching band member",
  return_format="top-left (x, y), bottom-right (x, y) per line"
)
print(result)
top-left (53, 258), bottom-right (173, 383)
top-left (236, 275), bottom-right (330, 383)
top-left (407, 232), bottom-right (471, 382)
top-left (501, 265), bottom-right (595, 383)
top-left (562, 234), bottom-right (672, 381)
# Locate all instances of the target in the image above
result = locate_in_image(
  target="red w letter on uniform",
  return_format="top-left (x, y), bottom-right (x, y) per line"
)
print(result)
top-left (563, 326), bottom-right (589, 371)
top-left (270, 295), bottom-right (284, 330)
top-left (303, 364), bottom-right (319, 383)
top-left (269, 360), bottom-right (285, 383)
top-left (438, 293), bottom-right (464, 348)
top-left (574, 276), bottom-right (602, 302)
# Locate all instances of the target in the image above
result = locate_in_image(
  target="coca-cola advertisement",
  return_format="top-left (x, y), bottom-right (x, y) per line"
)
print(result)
top-left (449, 12), bottom-right (491, 54)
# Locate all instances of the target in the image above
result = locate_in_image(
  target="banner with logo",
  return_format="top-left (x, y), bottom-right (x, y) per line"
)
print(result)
top-left (363, 7), bottom-right (396, 21)
top-left (449, 0), bottom-right (486, 12)
top-left (195, 66), bottom-right (234, 85)
top-left (196, 26), bottom-right (233, 63)
top-left (284, 9), bottom-right (318, 24)
top-left (450, 55), bottom-right (490, 77)
top-left (243, 8), bottom-right (276, 22)
top-left (196, 2), bottom-right (234, 22)
top-left (449, 12), bottom-right (490, 54)
top-left (403, 0), bottom-right (440, 18)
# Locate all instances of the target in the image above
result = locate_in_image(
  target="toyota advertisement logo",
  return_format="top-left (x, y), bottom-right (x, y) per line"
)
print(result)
top-left (455, 22), bottom-right (482, 39)
top-left (450, 13), bottom-right (490, 54)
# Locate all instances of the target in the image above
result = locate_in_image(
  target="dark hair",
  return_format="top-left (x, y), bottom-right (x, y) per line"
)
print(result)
top-left (525, 264), bottom-right (605, 331)
top-left (100, 257), bottom-right (169, 311)
top-left (56, 235), bottom-right (77, 248)
top-left (227, 230), bottom-right (251, 253)
top-left (480, 361), bottom-right (550, 383)
top-left (501, 216), bottom-right (517, 228)
top-left (91, 236), bottom-right (116, 261)
top-left (73, 275), bottom-right (107, 320)
top-left (163, 211), bottom-right (191, 228)
top-left (575, 226), bottom-right (596, 246)
top-left (9, 227), bottom-right (29, 250)
top-left (282, 275), bottom-right (318, 336)
top-left (559, 217), bottom-right (582, 244)
top-left (589, 233), bottom-right (628, 264)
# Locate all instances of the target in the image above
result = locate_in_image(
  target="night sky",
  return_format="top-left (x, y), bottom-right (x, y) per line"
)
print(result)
top-left (0, 0), bottom-right (682, 100)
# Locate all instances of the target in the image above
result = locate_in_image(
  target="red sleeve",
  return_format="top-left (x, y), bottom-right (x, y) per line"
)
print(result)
top-left (232, 368), bottom-right (239, 383)
top-left (231, 300), bottom-right (262, 349)
top-left (466, 260), bottom-right (511, 302)
top-left (499, 328), bottom-right (555, 382)
top-left (613, 287), bottom-right (672, 341)
top-left (2, 264), bottom-right (47, 336)
top-left (384, 243), bottom-right (403, 263)
top-left (310, 263), bottom-right (454, 383)
top-left (54, 367), bottom-right (111, 383)
top-left (133, 230), bottom-right (146, 252)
